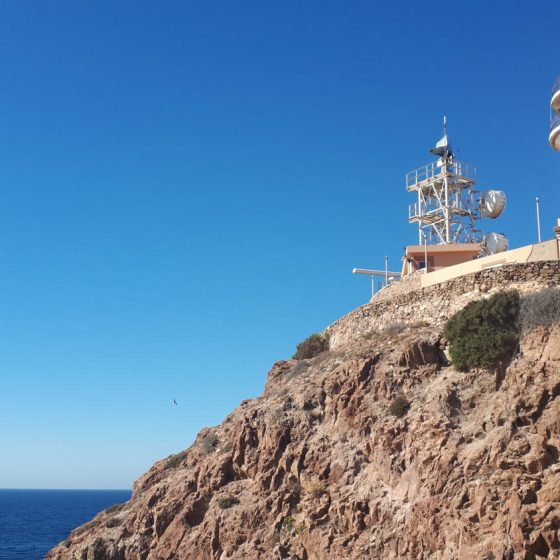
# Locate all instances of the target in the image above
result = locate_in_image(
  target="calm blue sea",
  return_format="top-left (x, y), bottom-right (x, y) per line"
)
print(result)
top-left (0, 489), bottom-right (132, 560)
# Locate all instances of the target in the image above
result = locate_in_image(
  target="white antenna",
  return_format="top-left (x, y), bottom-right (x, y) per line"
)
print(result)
top-left (536, 196), bottom-right (542, 243)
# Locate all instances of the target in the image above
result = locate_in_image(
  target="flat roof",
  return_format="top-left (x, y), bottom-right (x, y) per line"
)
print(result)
top-left (406, 243), bottom-right (480, 255)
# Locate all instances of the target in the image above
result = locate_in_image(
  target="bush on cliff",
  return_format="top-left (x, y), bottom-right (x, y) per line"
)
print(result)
top-left (389, 394), bottom-right (410, 418)
top-left (165, 451), bottom-right (187, 470)
top-left (293, 333), bottom-right (329, 360)
top-left (217, 495), bottom-right (239, 509)
top-left (200, 431), bottom-right (218, 454)
top-left (443, 290), bottom-right (520, 372)
top-left (519, 288), bottom-right (560, 333)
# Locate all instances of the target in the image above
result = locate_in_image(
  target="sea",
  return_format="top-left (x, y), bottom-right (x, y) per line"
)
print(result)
top-left (0, 489), bottom-right (132, 560)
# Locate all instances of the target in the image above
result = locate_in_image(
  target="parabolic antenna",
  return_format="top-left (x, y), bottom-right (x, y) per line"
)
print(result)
top-left (481, 231), bottom-right (509, 256)
top-left (429, 134), bottom-right (454, 158)
top-left (479, 190), bottom-right (507, 219)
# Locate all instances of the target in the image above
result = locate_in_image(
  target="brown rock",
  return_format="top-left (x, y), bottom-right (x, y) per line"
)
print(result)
top-left (47, 284), bottom-right (560, 559)
top-left (539, 472), bottom-right (560, 502)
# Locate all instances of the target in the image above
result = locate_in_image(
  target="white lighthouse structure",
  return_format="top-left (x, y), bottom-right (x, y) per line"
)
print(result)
top-left (550, 76), bottom-right (560, 152)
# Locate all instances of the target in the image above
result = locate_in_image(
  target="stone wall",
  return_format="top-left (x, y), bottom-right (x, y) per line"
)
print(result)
top-left (327, 261), bottom-right (560, 351)
top-left (371, 270), bottom-right (422, 302)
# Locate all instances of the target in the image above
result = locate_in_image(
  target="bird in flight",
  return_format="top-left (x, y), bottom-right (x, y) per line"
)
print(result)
top-left (173, 399), bottom-right (178, 406)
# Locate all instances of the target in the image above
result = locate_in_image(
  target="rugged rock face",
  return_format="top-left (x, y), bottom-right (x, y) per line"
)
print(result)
top-left (47, 315), bottom-right (560, 560)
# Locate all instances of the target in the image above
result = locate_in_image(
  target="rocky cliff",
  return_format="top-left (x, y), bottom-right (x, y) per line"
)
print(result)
top-left (48, 266), bottom-right (560, 560)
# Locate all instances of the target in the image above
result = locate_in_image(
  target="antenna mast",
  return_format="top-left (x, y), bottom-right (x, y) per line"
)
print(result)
top-left (406, 117), bottom-right (481, 245)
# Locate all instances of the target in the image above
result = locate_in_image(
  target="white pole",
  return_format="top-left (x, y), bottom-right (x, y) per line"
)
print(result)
top-left (536, 196), bottom-right (542, 243)
top-left (424, 233), bottom-right (428, 273)
top-left (418, 190), bottom-right (422, 245)
top-left (385, 256), bottom-right (389, 287)
top-left (444, 171), bottom-right (450, 243)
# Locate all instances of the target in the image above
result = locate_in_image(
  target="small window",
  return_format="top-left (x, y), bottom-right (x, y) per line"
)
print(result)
top-left (418, 257), bottom-right (434, 270)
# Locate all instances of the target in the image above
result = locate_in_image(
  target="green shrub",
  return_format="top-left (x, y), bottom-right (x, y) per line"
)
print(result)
top-left (200, 431), bottom-right (218, 454)
top-left (443, 290), bottom-right (520, 372)
top-left (293, 333), bottom-right (329, 360)
top-left (307, 480), bottom-right (326, 498)
top-left (389, 393), bottom-right (410, 418)
top-left (287, 360), bottom-right (310, 379)
top-left (104, 517), bottom-right (122, 528)
top-left (411, 320), bottom-right (431, 328)
top-left (282, 515), bottom-right (295, 529)
top-left (104, 503), bottom-right (125, 515)
top-left (382, 322), bottom-right (406, 335)
top-left (165, 451), bottom-right (187, 469)
top-left (72, 520), bottom-right (97, 537)
top-left (217, 495), bottom-right (240, 509)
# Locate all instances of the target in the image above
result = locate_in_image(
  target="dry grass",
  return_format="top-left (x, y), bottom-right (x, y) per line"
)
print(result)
top-left (164, 451), bottom-right (187, 469)
top-left (306, 480), bottom-right (326, 498)
top-left (520, 288), bottom-right (560, 333)
top-left (389, 393), bottom-right (410, 418)
top-left (200, 432), bottom-right (218, 454)
top-left (293, 333), bottom-right (330, 360)
top-left (217, 495), bottom-right (240, 509)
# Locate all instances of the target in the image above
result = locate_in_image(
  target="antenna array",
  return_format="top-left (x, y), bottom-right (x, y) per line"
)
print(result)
top-left (406, 118), bottom-right (505, 246)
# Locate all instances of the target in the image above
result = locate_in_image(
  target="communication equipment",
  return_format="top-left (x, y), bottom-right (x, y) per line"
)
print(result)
top-left (407, 117), bottom-right (508, 246)
top-left (429, 134), bottom-right (454, 159)
top-left (479, 190), bottom-right (507, 219)
top-left (480, 232), bottom-right (509, 256)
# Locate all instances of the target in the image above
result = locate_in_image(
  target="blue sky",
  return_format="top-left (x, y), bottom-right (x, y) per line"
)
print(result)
top-left (0, 1), bottom-right (558, 489)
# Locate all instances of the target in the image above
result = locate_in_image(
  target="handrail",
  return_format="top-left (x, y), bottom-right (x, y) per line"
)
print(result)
top-left (406, 159), bottom-right (476, 188)
top-left (553, 76), bottom-right (560, 97)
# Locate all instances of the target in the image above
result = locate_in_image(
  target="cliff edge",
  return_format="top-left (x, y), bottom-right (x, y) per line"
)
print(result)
top-left (48, 264), bottom-right (560, 560)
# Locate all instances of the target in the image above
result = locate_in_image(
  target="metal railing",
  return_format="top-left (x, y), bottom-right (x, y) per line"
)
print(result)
top-left (553, 76), bottom-right (560, 97)
top-left (408, 196), bottom-right (477, 221)
top-left (406, 160), bottom-right (476, 188)
top-left (551, 112), bottom-right (560, 133)
top-left (409, 201), bottom-right (444, 220)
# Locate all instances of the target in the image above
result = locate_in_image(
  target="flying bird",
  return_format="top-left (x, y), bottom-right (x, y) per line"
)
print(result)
top-left (173, 399), bottom-right (178, 406)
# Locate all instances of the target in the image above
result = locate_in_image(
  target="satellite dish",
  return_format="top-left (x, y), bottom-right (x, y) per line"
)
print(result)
top-left (481, 232), bottom-right (508, 256)
top-left (430, 134), bottom-right (454, 158)
top-left (479, 190), bottom-right (507, 219)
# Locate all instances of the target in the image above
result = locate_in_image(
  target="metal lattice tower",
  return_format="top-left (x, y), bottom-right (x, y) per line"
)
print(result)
top-left (406, 120), bottom-right (482, 245)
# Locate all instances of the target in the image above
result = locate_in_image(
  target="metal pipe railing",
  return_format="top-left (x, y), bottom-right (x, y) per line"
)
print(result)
top-left (406, 160), bottom-right (476, 187)
top-left (551, 113), bottom-right (560, 132)
top-left (552, 76), bottom-right (560, 97)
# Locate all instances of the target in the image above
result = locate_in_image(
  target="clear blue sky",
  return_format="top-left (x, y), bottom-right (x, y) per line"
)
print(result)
top-left (0, 1), bottom-right (558, 489)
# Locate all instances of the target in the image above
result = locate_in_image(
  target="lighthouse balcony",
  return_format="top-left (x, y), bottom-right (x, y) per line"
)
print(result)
top-left (551, 113), bottom-right (560, 152)
top-left (406, 160), bottom-right (476, 191)
top-left (552, 76), bottom-right (560, 112)
top-left (551, 77), bottom-right (560, 151)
